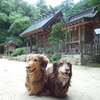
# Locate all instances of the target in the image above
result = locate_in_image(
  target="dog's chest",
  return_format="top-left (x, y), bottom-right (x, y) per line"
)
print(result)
top-left (58, 73), bottom-right (69, 86)
top-left (61, 79), bottom-right (69, 86)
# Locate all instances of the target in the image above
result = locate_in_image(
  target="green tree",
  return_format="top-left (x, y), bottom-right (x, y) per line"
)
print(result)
top-left (86, 0), bottom-right (100, 11)
top-left (0, 0), bottom-right (99, 54)
top-left (48, 22), bottom-right (65, 45)
top-left (8, 12), bottom-right (31, 35)
top-left (0, 0), bottom-right (38, 49)
top-left (63, 0), bottom-right (90, 19)
top-left (36, 0), bottom-right (49, 15)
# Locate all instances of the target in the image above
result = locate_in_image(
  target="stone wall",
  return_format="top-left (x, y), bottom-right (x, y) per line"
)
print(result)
top-left (1, 54), bottom-right (100, 65)
top-left (97, 55), bottom-right (100, 63)
top-left (2, 55), bottom-right (27, 62)
top-left (62, 54), bottom-right (81, 65)
top-left (81, 55), bottom-right (99, 65)
top-left (62, 54), bottom-right (99, 65)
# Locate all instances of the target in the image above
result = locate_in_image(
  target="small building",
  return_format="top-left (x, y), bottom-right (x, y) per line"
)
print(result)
top-left (58, 6), bottom-right (100, 64)
top-left (20, 10), bottom-right (63, 53)
top-left (94, 28), bottom-right (100, 41)
top-left (4, 40), bottom-right (17, 55)
top-left (94, 28), bottom-right (100, 54)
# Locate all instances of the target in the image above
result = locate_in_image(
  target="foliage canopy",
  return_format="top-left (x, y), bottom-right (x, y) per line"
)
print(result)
top-left (0, 0), bottom-right (100, 53)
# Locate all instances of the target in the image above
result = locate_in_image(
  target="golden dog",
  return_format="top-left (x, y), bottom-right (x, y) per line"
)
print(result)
top-left (25, 54), bottom-right (49, 95)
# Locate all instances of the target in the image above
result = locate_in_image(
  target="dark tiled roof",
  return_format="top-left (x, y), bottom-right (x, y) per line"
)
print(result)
top-left (20, 10), bottom-right (62, 37)
top-left (20, 16), bottom-right (53, 36)
top-left (7, 40), bottom-right (16, 44)
top-left (5, 40), bottom-right (16, 45)
top-left (67, 6), bottom-right (99, 23)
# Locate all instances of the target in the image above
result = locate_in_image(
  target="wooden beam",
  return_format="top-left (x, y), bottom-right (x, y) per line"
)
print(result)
top-left (20, 28), bottom-right (42, 37)
top-left (66, 40), bottom-right (80, 44)
top-left (60, 21), bottom-right (95, 30)
top-left (65, 40), bottom-right (93, 45)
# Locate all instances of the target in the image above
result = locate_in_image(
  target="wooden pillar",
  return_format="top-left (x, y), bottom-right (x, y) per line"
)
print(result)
top-left (35, 34), bottom-right (39, 54)
top-left (91, 43), bottom-right (93, 54)
top-left (4, 46), bottom-right (5, 55)
top-left (78, 26), bottom-right (81, 54)
top-left (43, 33), bottom-right (46, 54)
top-left (30, 36), bottom-right (32, 53)
top-left (82, 25), bottom-right (86, 54)
top-left (5, 46), bottom-right (8, 55)
top-left (64, 33), bottom-right (66, 54)
top-left (26, 43), bottom-right (29, 53)
top-left (98, 36), bottom-right (100, 54)
top-left (65, 30), bottom-right (68, 54)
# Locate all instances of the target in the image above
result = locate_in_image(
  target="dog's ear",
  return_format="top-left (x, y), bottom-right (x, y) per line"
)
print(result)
top-left (53, 61), bottom-right (58, 73)
top-left (67, 62), bottom-right (72, 77)
top-left (40, 55), bottom-right (49, 69)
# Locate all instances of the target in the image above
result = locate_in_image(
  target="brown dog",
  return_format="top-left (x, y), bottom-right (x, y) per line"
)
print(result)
top-left (47, 59), bottom-right (72, 97)
top-left (25, 54), bottom-right (49, 95)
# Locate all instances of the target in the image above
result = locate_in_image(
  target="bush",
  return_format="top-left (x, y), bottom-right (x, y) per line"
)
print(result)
top-left (49, 55), bottom-right (61, 62)
top-left (11, 48), bottom-right (25, 56)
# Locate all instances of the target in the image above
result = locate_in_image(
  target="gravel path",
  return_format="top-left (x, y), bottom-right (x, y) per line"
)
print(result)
top-left (0, 59), bottom-right (100, 100)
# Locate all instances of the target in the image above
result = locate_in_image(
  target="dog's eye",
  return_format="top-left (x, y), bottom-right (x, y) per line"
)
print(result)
top-left (28, 59), bottom-right (30, 61)
top-left (34, 59), bottom-right (38, 61)
top-left (60, 62), bottom-right (63, 65)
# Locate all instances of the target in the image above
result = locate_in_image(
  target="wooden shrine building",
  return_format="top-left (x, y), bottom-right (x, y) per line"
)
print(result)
top-left (58, 6), bottom-right (100, 55)
top-left (20, 10), bottom-right (63, 53)
top-left (20, 6), bottom-right (100, 64)
top-left (58, 6), bottom-right (100, 64)
top-left (4, 40), bottom-right (17, 55)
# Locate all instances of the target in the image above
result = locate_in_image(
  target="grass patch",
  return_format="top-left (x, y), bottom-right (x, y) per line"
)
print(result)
top-left (49, 55), bottom-right (61, 62)
top-left (11, 48), bottom-right (25, 57)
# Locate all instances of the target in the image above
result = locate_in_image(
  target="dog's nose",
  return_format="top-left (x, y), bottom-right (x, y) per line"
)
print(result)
top-left (66, 69), bottom-right (70, 72)
top-left (26, 66), bottom-right (30, 69)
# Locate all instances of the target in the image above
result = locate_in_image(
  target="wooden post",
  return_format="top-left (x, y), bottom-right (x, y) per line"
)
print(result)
top-left (82, 25), bottom-right (86, 54)
top-left (26, 43), bottom-right (29, 53)
top-left (4, 46), bottom-right (5, 55)
top-left (43, 33), bottom-right (46, 54)
top-left (91, 42), bottom-right (93, 54)
top-left (30, 36), bottom-right (32, 53)
top-left (65, 31), bottom-right (68, 54)
top-left (78, 26), bottom-right (81, 54)
top-left (5, 46), bottom-right (8, 55)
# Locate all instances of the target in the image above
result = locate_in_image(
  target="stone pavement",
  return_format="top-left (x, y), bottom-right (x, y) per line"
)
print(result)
top-left (0, 59), bottom-right (100, 100)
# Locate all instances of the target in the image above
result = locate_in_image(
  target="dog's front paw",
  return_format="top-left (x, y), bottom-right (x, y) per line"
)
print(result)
top-left (25, 83), bottom-right (31, 91)
top-left (29, 90), bottom-right (37, 96)
top-left (29, 91), bottom-right (34, 96)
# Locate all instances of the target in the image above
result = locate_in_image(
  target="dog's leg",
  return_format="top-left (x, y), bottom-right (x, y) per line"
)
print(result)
top-left (28, 83), bottom-right (37, 95)
top-left (25, 82), bottom-right (31, 91)
top-left (38, 89), bottom-right (51, 96)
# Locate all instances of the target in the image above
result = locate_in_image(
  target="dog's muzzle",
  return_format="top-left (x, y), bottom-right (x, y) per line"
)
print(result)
top-left (26, 66), bottom-right (36, 74)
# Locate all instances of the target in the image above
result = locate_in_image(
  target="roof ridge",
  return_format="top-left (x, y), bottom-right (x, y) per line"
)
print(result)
top-left (33, 10), bottom-right (62, 24)
top-left (67, 6), bottom-right (98, 21)
top-left (34, 14), bottom-right (53, 24)
top-left (20, 10), bottom-right (63, 37)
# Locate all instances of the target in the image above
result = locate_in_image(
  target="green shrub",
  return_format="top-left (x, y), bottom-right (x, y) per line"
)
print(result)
top-left (49, 55), bottom-right (61, 62)
top-left (11, 48), bottom-right (25, 56)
